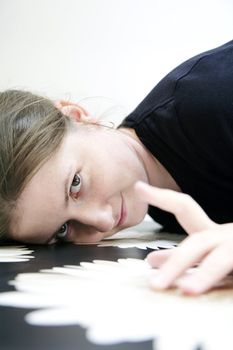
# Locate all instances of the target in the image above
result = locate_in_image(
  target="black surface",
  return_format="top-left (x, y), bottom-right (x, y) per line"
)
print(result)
top-left (0, 242), bottom-right (154, 350)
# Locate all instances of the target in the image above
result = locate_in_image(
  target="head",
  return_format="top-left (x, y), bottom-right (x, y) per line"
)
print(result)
top-left (0, 90), bottom-right (149, 245)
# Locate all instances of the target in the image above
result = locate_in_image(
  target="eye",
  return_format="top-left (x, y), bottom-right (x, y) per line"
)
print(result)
top-left (55, 223), bottom-right (68, 240)
top-left (70, 174), bottom-right (82, 195)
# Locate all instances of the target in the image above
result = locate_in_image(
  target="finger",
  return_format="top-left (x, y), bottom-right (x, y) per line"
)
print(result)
top-left (177, 241), bottom-right (233, 295)
top-left (134, 181), bottom-right (216, 234)
top-left (146, 249), bottom-right (172, 267)
top-left (150, 232), bottom-right (215, 290)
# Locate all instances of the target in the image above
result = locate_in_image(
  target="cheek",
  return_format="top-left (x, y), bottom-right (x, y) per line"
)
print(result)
top-left (123, 187), bottom-right (149, 228)
top-left (128, 200), bottom-right (148, 226)
top-left (104, 156), bottom-right (144, 191)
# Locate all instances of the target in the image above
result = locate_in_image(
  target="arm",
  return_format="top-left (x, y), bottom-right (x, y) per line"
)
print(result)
top-left (135, 181), bottom-right (233, 295)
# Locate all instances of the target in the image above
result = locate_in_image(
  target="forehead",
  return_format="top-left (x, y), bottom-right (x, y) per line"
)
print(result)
top-left (11, 133), bottom-right (74, 243)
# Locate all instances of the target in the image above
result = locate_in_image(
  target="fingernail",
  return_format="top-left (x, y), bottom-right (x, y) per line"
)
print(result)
top-left (144, 257), bottom-right (150, 267)
top-left (150, 275), bottom-right (168, 289)
top-left (144, 254), bottom-right (153, 264)
top-left (177, 277), bottom-right (203, 295)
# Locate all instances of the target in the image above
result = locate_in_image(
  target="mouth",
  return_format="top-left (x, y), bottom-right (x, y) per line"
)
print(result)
top-left (117, 194), bottom-right (127, 227)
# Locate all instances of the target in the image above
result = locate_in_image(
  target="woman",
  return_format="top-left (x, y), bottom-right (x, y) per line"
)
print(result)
top-left (0, 40), bottom-right (233, 295)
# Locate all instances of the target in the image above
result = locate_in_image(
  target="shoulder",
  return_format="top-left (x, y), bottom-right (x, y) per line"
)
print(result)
top-left (121, 40), bottom-right (233, 127)
top-left (174, 41), bottom-right (233, 142)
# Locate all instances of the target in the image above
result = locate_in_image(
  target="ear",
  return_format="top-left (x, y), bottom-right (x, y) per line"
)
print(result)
top-left (54, 100), bottom-right (97, 123)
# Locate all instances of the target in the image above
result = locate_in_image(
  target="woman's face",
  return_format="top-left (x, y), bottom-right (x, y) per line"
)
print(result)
top-left (11, 124), bottom-right (149, 244)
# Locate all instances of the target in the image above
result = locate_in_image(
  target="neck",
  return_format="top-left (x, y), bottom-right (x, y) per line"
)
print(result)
top-left (119, 127), bottom-right (181, 192)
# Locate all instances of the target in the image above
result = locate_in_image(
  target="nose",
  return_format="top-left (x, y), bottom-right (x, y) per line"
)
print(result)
top-left (70, 202), bottom-right (115, 233)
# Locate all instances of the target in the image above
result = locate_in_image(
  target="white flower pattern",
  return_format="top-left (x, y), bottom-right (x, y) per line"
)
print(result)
top-left (98, 231), bottom-right (183, 250)
top-left (0, 246), bottom-right (34, 262)
top-left (0, 258), bottom-right (232, 350)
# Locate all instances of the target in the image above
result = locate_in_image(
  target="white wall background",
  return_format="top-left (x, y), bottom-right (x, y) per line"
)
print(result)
top-left (0, 0), bottom-right (233, 118)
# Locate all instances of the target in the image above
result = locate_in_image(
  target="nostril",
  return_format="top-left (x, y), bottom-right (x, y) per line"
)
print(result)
top-left (70, 205), bottom-right (114, 232)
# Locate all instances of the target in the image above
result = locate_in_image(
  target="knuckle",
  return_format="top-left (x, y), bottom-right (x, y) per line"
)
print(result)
top-left (222, 241), bottom-right (233, 257)
top-left (183, 232), bottom-right (204, 245)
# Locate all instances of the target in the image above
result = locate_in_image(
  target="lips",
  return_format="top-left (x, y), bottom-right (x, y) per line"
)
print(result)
top-left (117, 194), bottom-right (127, 227)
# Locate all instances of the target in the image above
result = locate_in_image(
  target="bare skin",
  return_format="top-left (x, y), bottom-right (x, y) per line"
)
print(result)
top-left (11, 101), bottom-right (180, 244)
top-left (135, 182), bottom-right (233, 295)
top-left (11, 100), bottom-right (233, 295)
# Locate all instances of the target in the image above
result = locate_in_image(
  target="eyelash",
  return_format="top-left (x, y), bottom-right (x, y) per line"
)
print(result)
top-left (55, 223), bottom-right (68, 241)
top-left (55, 173), bottom-right (82, 242)
top-left (70, 173), bottom-right (82, 198)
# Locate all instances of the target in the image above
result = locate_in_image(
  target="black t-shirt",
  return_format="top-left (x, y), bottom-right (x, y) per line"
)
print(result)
top-left (120, 40), bottom-right (233, 233)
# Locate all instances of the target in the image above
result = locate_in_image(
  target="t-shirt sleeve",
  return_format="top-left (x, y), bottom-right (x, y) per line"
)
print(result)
top-left (120, 40), bottom-right (233, 231)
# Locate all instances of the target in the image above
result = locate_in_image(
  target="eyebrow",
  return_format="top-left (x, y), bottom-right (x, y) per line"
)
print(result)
top-left (44, 165), bottom-right (74, 244)
top-left (64, 164), bottom-right (74, 206)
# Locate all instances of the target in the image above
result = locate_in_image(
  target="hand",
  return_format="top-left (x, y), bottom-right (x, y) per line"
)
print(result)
top-left (134, 181), bottom-right (233, 295)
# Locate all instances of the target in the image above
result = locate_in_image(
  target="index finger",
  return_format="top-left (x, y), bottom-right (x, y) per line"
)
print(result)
top-left (134, 182), bottom-right (217, 234)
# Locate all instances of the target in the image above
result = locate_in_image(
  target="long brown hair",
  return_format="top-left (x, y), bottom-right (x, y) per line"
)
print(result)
top-left (0, 90), bottom-right (70, 241)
